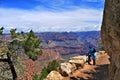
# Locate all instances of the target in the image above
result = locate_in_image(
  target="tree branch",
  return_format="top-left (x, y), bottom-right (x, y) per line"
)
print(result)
top-left (0, 58), bottom-right (8, 62)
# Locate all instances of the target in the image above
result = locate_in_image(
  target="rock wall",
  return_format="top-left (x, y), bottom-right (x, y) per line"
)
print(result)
top-left (101, 0), bottom-right (120, 80)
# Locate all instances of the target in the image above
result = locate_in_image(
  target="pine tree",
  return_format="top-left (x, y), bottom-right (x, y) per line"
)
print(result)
top-left (10, 28), bottom-right (20, 39)
top-left (21, 30), bottom-right (42, 60)
top-left (0, 28), bottom-right (42, 80)
top-left (0, 27), bottom-right (17, 80)
top-left (10, 29), bottom-right (42, 60)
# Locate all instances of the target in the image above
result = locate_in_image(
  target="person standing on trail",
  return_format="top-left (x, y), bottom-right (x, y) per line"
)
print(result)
top-left (87, 46), bottom-right (97, 65)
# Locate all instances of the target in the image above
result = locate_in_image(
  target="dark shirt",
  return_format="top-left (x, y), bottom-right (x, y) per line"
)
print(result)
top-left (88, 48), bottom-right (96, 55)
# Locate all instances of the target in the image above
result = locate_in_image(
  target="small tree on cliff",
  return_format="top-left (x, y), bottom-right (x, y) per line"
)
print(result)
top-left (10, 28), bottom-right (20, 39)
top-left (10, 29), bottom-right (42, 60)
top-left (0, 28), bottom-right (42, 80)
top-left (0, 27), bottom-right (17, 80)
top-left (0, 27), bottom-right (4, 35)
top-left (21, 30), bottom-right (42, 60)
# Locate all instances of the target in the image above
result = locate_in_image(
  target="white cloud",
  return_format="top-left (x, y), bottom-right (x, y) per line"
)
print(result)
top-left (0, 8), bottom-right (103, 33)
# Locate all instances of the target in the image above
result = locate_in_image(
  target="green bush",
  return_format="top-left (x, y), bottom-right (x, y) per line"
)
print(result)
top-left (33, 60), bottom-right (59, 80)
top-left (47, 60), bottom-right (59, 73)
top-left (33, 74), bottom-right (40, 80)
top-left (39, 67), bottom-right (48, 80)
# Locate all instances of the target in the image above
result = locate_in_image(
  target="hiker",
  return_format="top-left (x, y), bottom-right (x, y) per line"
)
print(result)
top-left (87, 46), bottom-right (97, 65)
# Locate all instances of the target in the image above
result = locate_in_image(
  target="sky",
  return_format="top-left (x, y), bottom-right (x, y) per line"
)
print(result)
top-left (0, 0), bottom-right (105, 33)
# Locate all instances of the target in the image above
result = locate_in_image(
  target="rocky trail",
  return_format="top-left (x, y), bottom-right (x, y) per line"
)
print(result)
top-left (18, 52), bottom-right (110, 80)
top-left (64, 54), bottom-right (110, 80)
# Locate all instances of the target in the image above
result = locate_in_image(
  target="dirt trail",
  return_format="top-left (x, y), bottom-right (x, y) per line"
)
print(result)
top-left (64, 54), bottom-right (110, 80)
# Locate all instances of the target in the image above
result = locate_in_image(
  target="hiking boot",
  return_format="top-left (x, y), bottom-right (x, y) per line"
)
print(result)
top-left (88, 62), bottom-right (91, 65)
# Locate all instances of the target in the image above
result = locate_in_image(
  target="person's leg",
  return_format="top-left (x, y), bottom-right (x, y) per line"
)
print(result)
top-left (88, 55), bottom-right (91, 65)
top-left (93, 59), bottom-right (96, 65)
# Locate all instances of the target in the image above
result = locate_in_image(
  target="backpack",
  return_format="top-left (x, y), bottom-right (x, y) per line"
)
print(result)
top-left (92, 48), bottom-right (96, 53)
top-left (90, 48), bottom-right (96, 54)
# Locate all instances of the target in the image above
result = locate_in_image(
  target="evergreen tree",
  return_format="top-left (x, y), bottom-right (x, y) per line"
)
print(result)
top-left (0, 27), bottom-right (4, 36)
top-left (10, 29), bottom-right (42, 60)
top-left (0, 27), bottom-right (17, 80)
top-left (10, 28), bottom-right (20, 39)
top-left (0, 28), bottom-right (42, 80)
top-left (21, 30), bottom-right (42, 60)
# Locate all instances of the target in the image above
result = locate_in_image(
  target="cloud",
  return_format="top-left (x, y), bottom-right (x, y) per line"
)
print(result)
top-left (34, 0), bottom-right (77, 11)
top-left (34, 0), bottom-right (104, 11)
top-left (0, 7), bottom-right (103, 33)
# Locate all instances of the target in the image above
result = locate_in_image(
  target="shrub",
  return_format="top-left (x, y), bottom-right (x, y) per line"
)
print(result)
top-left (47, 60), bottom-right (59, 73)
top-left (33, 60), bottom-right (59, 80)
top-left (39, 67), bottom-right (48, 80)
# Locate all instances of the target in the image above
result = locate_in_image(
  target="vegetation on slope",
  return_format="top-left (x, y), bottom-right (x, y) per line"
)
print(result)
top-left (0, 27), bottom-right (42, 80)
top-left (33, 60), bottom-right (59, 80)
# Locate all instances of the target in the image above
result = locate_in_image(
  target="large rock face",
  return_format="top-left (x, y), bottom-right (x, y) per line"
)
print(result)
top-left (101, 0), bottom-right (120, 80)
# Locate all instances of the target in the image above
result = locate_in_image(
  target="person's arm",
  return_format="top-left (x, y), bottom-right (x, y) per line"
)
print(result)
top-left (87, 50), bottom-right (91, 55)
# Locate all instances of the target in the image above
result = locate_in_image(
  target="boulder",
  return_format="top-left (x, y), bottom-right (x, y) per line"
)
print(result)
top-left (59, 62), bottom-right (76, 76)
top-left (70, 55), bottom-right (87, 61)
top-left (98, 51), bottom-right (106, 55)
top-left (69, 59), bottom-right (85, 68)
top-left (69, 55), bottom-right (87, 68)
top-left (45, 71), bottom-right (63, 80)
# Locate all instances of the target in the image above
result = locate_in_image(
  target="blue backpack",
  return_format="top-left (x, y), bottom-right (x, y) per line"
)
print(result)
top-left (89, 48), bottom-right (96, 55)
top-left (91, 48), bottom-right (96, 53)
